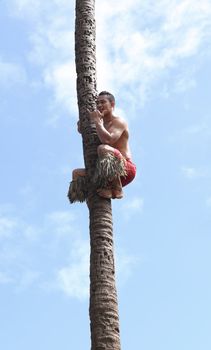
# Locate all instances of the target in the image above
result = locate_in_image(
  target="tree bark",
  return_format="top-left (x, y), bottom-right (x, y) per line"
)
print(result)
top-left (75, 1), bottom-right (121, 349)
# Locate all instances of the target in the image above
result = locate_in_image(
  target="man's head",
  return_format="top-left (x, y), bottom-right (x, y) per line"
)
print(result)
top-left (98, 91), bottom-right (115, 104)
top-left (97, 91), bottom-right (115, 116)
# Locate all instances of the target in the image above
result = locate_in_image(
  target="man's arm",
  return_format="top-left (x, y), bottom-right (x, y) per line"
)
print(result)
top-left (95, 119), bottom-right (124, 145)
top-left (88, 110), bottom-right (125, 145)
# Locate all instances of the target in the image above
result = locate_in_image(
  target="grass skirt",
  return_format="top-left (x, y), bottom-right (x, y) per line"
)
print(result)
top-left (67, 176), bottom-right (87, 203)
top-left (93, 153), bottom-right (127, 188)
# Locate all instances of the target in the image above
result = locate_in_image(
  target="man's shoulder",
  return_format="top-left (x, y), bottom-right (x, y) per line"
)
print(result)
top-left (113, 115), bottom-right (128, 128)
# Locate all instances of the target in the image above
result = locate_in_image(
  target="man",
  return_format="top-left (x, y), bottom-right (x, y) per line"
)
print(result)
top-left (69, 91), bottom-right (136, 201)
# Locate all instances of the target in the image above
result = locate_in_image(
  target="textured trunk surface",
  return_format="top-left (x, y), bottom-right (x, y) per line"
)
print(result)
top-left (89, 197), bottom-right (121, 350)
top-left (75, 1), bottom-right (121, 349)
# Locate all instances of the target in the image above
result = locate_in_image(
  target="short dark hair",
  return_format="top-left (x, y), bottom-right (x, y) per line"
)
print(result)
top-left (99, 91), bottom-right (115, 103)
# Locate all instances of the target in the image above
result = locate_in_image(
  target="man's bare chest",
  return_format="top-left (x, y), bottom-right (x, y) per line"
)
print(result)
top-left (103, 121), bottom-right (113, 132)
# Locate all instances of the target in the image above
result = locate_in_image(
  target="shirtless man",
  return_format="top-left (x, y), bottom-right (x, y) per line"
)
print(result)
top-left (71, 91), bottom-right (136, 200)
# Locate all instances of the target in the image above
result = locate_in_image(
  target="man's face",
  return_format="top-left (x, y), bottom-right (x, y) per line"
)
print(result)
top-left (96, 95), bottom-right (114, 116)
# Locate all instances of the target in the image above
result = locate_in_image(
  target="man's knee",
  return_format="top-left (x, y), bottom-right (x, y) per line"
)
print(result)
top-left (97, 144), bottom-right (112, 156)
top-left (72, 168), bottom-right (86, 180)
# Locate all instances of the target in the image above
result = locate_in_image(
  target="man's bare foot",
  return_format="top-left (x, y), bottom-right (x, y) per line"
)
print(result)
top-left (97, 188), bottom-right (112, 199)
top-left (112, 189), bottom-right (123, 199)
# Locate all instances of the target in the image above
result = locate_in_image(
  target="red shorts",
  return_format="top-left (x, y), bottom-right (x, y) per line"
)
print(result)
top-left (113, 149), bottom-right (136, 187)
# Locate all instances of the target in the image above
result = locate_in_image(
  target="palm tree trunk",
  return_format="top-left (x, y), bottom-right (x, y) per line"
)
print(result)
top-left (75, 1), bottom-right (121, 349)
top-left (89, 197), bottom-right (121, 349)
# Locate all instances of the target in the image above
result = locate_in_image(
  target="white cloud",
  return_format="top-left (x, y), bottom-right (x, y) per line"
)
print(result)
top-left (96, 0), bottom-right (211, 105)
top-left (0, 271), bottom-right (13, 285)
top-left (116, 248), bottom-right (140, 287)
top-left (7, 0), bottom-right (76, 119)
top-left (23, 225), bottom-right (41, 242)
top-left (174, 75), bottom-right (196, 93)
top-left (0, 209), bottom-right (79, 292)
top-left (56, 240), bottom-right (90, 300)
top-left (120, 197), bottom-right (144, 220)
top-left (47, 210), bottom-right (75, 224)
top-left (46, 210), bottom-right (77, 237)
top-left (0, 213), bottom-right (41, 242)
top-left (182, 167), bottom-right (197, 179)
top-left (7, 0), bottom-right (72, 21)
top-left (0, 206), bottom-right (139, 299)
top-left (7, 0), bottom-right (44, 19)
top-left (184, 123), bottom-right (209, 135)
top-left (7, 0), bottom-right (211, 114)
top-left (181, 166), bottom-right (208, 179)
top-left (56, 239), bottom-right (139, 300)
top-left (16, 269), bottom-right (41, 291)
top-left (0, 216), bottom-right (18, 238)
top-left (0, 59), bottom-right (27, 88)
top-left (28, 23), bottom-right (74, 66)
top-left (44, 62), bottom-right (77, 120)
top-left (125, 197), bottom-right (144, 211)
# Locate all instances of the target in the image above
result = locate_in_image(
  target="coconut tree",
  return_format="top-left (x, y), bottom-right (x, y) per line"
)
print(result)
top-left (73, 0), bottom-right (121, 349)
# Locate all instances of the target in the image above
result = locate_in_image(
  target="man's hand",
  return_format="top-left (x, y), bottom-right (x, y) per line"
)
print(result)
top-left (87, 109), bottom-right (104, 125)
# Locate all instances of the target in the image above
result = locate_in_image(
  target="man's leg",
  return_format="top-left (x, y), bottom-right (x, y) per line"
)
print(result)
top-left (72, 168), bottom-right (86, 180)
top-left (68, 168), bottom-right (87, 203)
top-left (96, 145), bottom-right (124, 199)
top-left (111, 176), bottom-right (123, 199)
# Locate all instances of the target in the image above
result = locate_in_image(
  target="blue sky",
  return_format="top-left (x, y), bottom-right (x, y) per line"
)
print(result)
top-left (1, 0), bottom-right (211, 349)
